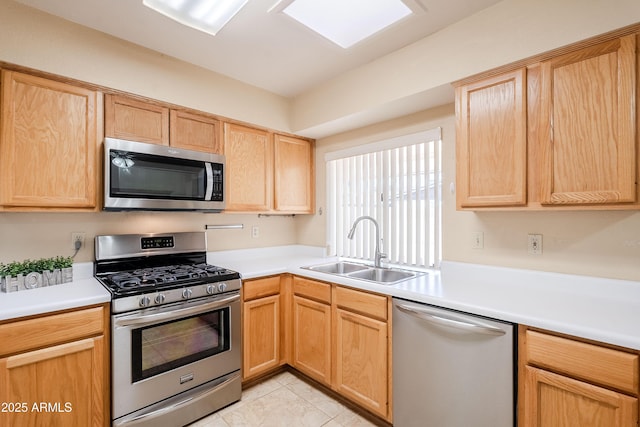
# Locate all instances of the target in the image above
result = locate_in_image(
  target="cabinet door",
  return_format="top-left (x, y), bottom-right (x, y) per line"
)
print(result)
top-left (524, 366), bottom-right (638, 427)
top-left (274, 134), bottom-right (314, 213)
top-left (334, 308), bottom-right (388, 419)
top-left (224, 123), bottom-right (273, 211)
top-left (170, 110), bottom-right (222, 154)
top-left (292, 295), bottom-right (331, 384)
top-left (243, 294), bottom-right (280, 380)
top-left (456, 68), bottom-right (527, 207)
top-left (0, 71), bottom-right (99, 209)
top-left (105, 94), bottom-right (169, 145)
top-left (0, 337), bottom-right (106, 427)
top-left (540, 35), bottom-right (636, 205)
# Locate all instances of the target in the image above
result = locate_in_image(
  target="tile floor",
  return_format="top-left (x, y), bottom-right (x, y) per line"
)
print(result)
top-left (188, 371), bottom-right (378, 427)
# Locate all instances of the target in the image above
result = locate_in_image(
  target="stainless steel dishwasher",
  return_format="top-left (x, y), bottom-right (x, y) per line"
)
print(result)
top-left (393, 298), bottom-right (515, 427)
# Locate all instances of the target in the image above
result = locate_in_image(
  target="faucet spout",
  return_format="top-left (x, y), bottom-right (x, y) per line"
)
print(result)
top-left (347, 216), bottom-right (386, 268)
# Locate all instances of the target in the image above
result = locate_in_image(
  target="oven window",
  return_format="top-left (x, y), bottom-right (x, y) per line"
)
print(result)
top-left (131, 308), bottom-right (230, 382)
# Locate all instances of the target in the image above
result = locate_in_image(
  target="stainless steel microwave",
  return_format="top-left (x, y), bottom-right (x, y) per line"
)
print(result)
top-left (104, 137), bottom-right (225, 212)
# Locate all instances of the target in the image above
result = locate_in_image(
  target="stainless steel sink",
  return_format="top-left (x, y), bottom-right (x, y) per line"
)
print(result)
top-left (302, 261), bottom-right (423, 285)
top-left (347, 267), bottom-right (417, 284)
top-left (304, 261), bottom-right (369, 275)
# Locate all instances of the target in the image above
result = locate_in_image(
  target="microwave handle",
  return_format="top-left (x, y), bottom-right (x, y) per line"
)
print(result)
top-left (204, 163), bottom-right (214, 200)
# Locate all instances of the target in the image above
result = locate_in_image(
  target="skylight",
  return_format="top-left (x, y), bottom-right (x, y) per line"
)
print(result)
top-left (143, 0), bottom-right (249, 36)
top-left (277, 0), bottom-right (413, 48)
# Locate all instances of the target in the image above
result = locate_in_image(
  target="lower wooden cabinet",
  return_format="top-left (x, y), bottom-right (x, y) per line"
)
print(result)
top-left (519, 326), bottom-right (639, 427)
top-left (242, 276), bottom-right (283, 380)
top-left (292, 278), bottom-right (332, 384)
top-left (0, 305), bottom-right (109, 427)
top-left (242, 275), bottom-right (392, 422)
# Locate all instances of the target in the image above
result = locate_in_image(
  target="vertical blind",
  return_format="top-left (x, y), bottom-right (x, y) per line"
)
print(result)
top-left (326, 129), bottom-right (442, 269)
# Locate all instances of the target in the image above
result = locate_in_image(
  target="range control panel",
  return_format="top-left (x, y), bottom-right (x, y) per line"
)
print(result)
top-left (141, 236), bottom-right (175, 250)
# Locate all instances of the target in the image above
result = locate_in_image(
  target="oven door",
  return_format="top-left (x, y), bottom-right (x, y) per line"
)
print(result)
top-left (111, 292), bottom-right (240, 421)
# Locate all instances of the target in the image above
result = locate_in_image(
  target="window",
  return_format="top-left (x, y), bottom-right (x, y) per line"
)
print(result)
top-left (326, 129), bottom-right (442, 269)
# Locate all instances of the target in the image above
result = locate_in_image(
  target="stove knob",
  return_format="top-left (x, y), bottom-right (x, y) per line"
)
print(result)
top-left (182, 288), bottom-right (193, 299)
top-left (206, 284), bottom-right (216, 295)
top-left (155, 294), bottom-right (166, 304)
top-left (217, 283), bottom-right (227, 293)
top-left (139, 296), bottom-right (151, 307)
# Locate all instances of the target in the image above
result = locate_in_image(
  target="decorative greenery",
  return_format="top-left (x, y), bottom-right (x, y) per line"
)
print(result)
top-left (0, 256), bottom-right (73, 277)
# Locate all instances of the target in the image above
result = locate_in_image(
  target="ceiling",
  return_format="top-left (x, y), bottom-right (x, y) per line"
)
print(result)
top-left (14, 0), bottom-right (501, 98)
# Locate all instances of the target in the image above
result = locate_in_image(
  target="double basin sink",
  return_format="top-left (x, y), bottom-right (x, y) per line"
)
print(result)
top-left (302, 261), bottom-right (424, 285)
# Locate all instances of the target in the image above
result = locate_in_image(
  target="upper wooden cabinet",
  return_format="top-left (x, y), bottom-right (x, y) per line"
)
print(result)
top-left (455, 31), bottom-right (640, 210)
top-left (0, 71), bottom-right (100, 210)
top-left (105, 94), bottom-right (222, 154)
top-left (274, 134), bottom-right (315, 213)
top-left (539, 35), bottom-right (636, 206)
top-left (223, 122), bottom-right (315, 214)
top-left (105, 94), bottom-right (169, 145)
top-left (456, 68), bottom-right (527, 208)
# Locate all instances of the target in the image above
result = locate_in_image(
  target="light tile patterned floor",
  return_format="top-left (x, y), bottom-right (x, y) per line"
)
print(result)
top-left (188, 371), bottom-right (378, 427)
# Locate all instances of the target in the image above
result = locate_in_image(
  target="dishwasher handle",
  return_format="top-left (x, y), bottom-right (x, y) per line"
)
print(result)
top-left (396, 303), bottom-right (506, 336)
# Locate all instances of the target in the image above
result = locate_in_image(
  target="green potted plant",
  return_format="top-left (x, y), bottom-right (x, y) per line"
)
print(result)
top-left (1, 256), bottom-right (73, 293)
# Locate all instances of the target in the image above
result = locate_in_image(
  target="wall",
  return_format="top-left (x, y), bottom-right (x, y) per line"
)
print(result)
top-left (299, 106), bottom-right (640, 282)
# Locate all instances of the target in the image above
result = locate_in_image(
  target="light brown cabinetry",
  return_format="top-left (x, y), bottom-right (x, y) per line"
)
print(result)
top-left (291, 277), bottom-right (331, 384)
top-left (333, 286), bottom-right (390, 420)
top-left (519, 326), bottom-right (639, 427)
top-left (242, 276), bottom-right (283, 380)
top-left (539, 35), bottom-right (637, 206)
top-left (455, 68), bottom-right (527, 208)
top-left (223, 122), bottom-right (314, 214)
top-left (105, 94), bottom-right (222, 153)
top-left (0, 305), bottom-right (110, 427)
top-left (0, 71), bottom-right (100, 210)
top-left (455, 31), bottom-right (639, 210)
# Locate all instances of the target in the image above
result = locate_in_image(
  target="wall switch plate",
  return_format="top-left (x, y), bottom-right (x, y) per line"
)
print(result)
top-left (528, 234), bottom-right (543, 255)
top-left (472, 232), bottom-right (484, 249)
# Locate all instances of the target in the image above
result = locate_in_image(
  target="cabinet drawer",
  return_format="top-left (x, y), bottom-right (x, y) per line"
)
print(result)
top-left (293, 277), bottom-right (331, 304)
top-left (334, 286), bottom-right (387, 321)
top-left (243, 276), bottom-right (280, 301)
top-left (525, 330), bottom-right (639, 395)
top-left (0, 306), bottom-right (105, 357)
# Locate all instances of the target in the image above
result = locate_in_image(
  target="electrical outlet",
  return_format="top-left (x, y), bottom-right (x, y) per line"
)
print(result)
top-left (251, 226), bottom-right (259, 239)
top-left (71, 232), bottom-right (85, 250)
top-left (471, 232), bottom-right (484, 249)
top-left (528, 234), bottom-right (542, 255)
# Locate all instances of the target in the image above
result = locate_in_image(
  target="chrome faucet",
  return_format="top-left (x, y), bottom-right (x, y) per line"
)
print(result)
top-left (347, 216), bottom-right (387, 268)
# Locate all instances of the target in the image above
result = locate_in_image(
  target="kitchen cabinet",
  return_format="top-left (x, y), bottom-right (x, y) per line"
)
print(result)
top-left (0, 304), bottom-right (109, 427)
top-left (333, 285), bottom-right (390, 421)
top-left (539, 34), bottom-right (636, 206)
top-left (224, 123), bottom-right (273, 212)
top-left (0, 70), bottom-right (100, 211)
top-left (241, 276), bottom-right (283, 380)
top-left (223, 123), bottom-right (315, 214)
top-left (291, 277), bottom-right (331, 384)
top-left (274, 134), bottom-right (314, 213)
top-left (105, 94), bottom-right (222, 153)
top-left (455, 68), bottom-right (527, 208)
top-left (455, 31), bottom-right (640, 210)
top-left (519, 326), bottom-right (639, 427)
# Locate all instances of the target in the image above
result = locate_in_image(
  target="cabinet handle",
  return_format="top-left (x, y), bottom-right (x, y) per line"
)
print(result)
top-left (396, 304), bottom-right (506, 336)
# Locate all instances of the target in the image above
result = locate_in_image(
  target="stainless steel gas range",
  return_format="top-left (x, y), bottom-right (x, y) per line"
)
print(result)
top-left (94, 232), bottom-right (241, 427)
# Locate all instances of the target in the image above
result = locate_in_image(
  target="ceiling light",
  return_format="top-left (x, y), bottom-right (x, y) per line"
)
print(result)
top-left (143, 0), bottom-right (249, 36)
top-left (274, 0), bottom-right (413, 48)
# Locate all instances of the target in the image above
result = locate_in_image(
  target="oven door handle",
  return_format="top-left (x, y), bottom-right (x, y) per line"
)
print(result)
top-left (115, 294), bottom-right (240, 327)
